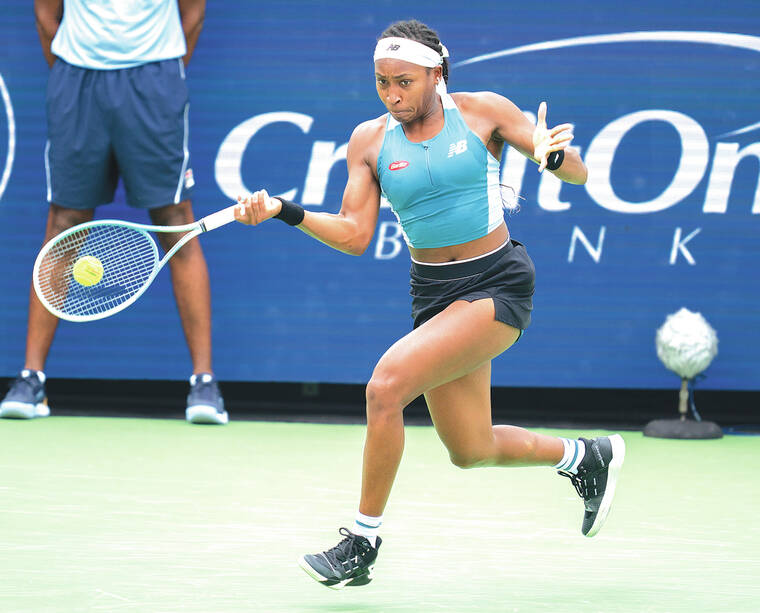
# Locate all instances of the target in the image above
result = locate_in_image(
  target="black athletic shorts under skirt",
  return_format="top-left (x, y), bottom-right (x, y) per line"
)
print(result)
top-left (410, 239), bottom-right (535, 331)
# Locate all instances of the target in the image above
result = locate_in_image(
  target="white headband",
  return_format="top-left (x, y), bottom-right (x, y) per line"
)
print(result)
top-left (373, 37), bottom-right (449, 68)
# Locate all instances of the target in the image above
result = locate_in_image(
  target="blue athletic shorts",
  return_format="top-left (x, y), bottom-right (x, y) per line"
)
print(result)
top-left (45, 58), bottom-right (193, 210)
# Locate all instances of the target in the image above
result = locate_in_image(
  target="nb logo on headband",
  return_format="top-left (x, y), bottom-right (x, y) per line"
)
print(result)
top-left (386, 43), bottom-right (401, 51)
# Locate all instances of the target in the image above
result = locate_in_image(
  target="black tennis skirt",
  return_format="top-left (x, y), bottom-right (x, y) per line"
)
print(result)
top-left (410, 239), bottom-right (535, 330)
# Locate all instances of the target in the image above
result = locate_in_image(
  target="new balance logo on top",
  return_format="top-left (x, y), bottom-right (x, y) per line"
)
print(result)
top-left (387, 43), bottom-right (400, 51)
top-left (448, 140), bottom-right (467, 157)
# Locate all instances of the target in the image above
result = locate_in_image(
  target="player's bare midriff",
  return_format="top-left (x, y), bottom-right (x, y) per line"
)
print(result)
top-left (408, 221), bottom-right (510, 264)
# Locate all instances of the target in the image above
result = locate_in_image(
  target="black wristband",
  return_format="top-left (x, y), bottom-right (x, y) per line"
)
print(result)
top-left (274, 198), bottom-right (305, 226)
top-left (546, 149), bottom-right (565, 171)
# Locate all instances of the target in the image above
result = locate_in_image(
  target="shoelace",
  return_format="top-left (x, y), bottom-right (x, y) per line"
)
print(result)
top-left (322, 528), bottom-right (370, 570)
top-left (558, 470), bottom-right (599, 500)
top-left (558, 470), bottom-right (587, 499)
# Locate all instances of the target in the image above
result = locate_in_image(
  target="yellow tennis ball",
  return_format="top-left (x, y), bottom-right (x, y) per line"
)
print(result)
top-left (72, 255), bottom-right (104, 287)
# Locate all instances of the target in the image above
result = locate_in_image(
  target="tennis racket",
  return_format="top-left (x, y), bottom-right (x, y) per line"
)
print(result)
top-left (33, 204), bottom-right (240, 322)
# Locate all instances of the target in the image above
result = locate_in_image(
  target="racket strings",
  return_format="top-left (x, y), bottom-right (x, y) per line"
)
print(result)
top-left (37, 225), bottom-right (158, 318)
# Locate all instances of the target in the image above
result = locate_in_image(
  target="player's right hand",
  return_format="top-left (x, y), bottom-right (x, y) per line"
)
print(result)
top-left (235, 190), bottom-right (283, 225)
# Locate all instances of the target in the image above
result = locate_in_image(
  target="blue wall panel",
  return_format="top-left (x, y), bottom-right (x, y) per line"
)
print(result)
top-left (1, 1), bottom-right (758, 389)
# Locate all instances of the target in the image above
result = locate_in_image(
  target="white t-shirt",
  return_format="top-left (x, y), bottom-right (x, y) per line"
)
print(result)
top-left (51, 0), bottom-right (187, 69)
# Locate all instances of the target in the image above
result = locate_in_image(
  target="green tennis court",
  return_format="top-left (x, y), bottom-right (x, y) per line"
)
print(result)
top-left (2, 417), bottom-right (758, 612)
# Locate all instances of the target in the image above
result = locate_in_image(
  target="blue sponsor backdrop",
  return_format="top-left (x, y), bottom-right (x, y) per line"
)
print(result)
top-left (1, 1), bottom-right (758, 390)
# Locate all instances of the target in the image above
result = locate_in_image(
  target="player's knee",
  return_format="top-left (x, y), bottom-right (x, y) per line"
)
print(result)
top-left (448, 450), bottom-right (489, 469)
top-left (365, 374), bottom-right (403, 419)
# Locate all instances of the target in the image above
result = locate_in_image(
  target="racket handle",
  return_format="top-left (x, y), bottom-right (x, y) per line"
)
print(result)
top-left (200, 204), bottom-right (239, 232)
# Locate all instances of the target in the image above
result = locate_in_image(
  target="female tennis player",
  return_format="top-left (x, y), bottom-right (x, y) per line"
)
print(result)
top-left (235, 19), bottom-right (625, 589)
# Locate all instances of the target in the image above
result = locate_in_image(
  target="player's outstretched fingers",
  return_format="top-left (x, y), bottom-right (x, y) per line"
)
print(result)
top-left (536, 101), bottom-right (547, 128)
top-left (253, 189), bottom-right (270, 225)
top-left (235, 196), bottom-right (253, 225)
top-left (549, 122), bottom-right (573, 138)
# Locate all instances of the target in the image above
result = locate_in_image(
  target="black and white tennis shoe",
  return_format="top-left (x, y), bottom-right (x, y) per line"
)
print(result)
top-left (559, 434), bottom-right (625, 537)
top-left (299, 528), bottom-right (381, 589)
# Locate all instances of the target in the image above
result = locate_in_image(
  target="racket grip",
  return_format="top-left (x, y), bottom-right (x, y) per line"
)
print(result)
top-left (201, 204), bottom-right (239, 232)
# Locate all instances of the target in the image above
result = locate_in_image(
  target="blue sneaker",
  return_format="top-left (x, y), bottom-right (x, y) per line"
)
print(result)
top-left (0, 369), bottom-right (51, 419)
top-left (185, 373), bottom-right (228, 425)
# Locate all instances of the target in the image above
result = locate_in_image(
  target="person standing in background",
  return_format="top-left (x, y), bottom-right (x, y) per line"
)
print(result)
top-left (0, 0), bottom-right (228, 425)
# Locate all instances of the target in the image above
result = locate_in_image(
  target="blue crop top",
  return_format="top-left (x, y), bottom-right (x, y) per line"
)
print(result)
top-left (376, 93), bottom-right (504, 249)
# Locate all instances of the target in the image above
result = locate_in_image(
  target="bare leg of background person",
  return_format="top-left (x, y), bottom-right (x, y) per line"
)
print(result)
top-left (149, 200), bottom-right (213, 375)
top-left (24, 204), bottom-right (94, 371)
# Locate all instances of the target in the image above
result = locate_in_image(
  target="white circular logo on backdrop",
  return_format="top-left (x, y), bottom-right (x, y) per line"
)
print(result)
top-left (0, 72), bottom-right (16, 202)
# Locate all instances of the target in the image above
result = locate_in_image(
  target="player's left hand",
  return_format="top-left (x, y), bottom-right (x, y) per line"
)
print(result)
top-left (234, 190), bottom-right (283, 225)
top-left (532, 101), bottom-right (574, 172)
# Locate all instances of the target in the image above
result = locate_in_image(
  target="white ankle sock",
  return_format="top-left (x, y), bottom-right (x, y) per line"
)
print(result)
top-left (553, 438), bottom-right (585, 474)
top-left (353, 512), bottom-right (382, 548)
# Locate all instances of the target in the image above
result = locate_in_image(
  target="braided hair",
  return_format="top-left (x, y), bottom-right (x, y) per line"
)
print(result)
top-left (379, 20), bottom-right (449, 84)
